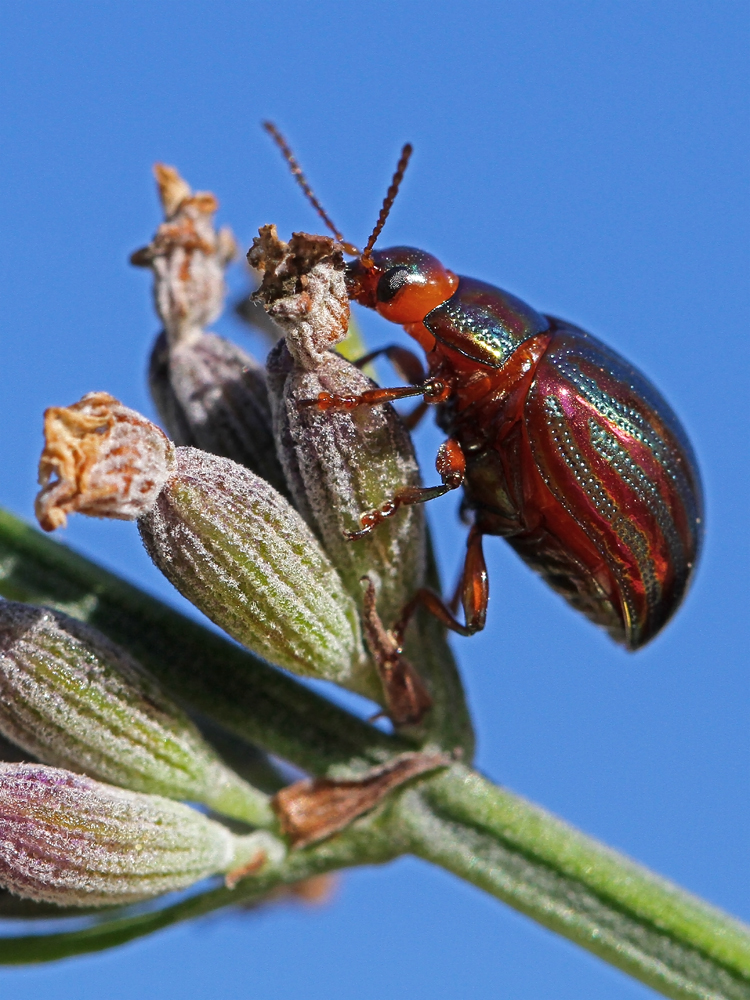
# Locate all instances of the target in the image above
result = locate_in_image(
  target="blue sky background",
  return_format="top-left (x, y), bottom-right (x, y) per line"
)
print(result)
top-left (0, 3), bottom-right (747, 997)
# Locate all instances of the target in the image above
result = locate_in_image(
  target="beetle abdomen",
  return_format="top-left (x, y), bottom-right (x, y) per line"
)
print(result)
top-left (520, 320), bottom-right (703, 649)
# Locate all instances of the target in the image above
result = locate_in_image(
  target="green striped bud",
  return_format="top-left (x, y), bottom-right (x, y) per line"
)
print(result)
top-left (34, 394), bottom-right (379, 701)
top-left (0, 601), bottom-right (273, 827)
top-left (0, 763), bottom-right (284, 907)
top-left (139, 448), bottom-right (378, 700)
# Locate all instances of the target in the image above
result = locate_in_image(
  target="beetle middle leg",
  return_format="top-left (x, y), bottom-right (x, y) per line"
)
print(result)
top-left (346, 436), bottom-right (466, 540)
top-left (393, 527), bottom-right (489, 638)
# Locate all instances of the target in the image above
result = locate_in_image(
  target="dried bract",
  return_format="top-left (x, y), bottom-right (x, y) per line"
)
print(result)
top-left (274, 751), bottom-right (450, 849)
top-left (131, 164), bottom-right (236, 341)
top-left (0, 602), bottom-right (273, 827)
top-left (35, 392), bottom-right (174, 531)
top-left (0, 763), bottom-right (284, 907)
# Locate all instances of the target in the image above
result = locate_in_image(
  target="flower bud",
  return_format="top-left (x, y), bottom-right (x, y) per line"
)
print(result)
top-left (34, 395), bottom-right (379, 701)
top-left (133, 166), bottom-right (288, 495)
top-left (139, 448), bottom-right (378, 699)
top-left (0, 601), bottom-right (273, 827)
top-left (251, 227), bottom-right (425, 625)
top-left (147, 328), bottom-right (288, 497)
top-left (130, 164), bottom-right (236, 341)
top-left (35, 392), bottom-right (175, 532)
top-left (0, 763), bottom-right (284, 907)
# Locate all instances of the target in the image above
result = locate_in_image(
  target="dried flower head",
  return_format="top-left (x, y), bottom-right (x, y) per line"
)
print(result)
top-left (131, 164), bottom-right (236, 341)
top-left (248, 226), bottom-right (349, 367)
top-left (35, 392), bottom-right (175, 531)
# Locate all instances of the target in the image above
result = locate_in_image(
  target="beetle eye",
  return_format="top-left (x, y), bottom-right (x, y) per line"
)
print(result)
top-left (376, 266), bottom-right (412, 303)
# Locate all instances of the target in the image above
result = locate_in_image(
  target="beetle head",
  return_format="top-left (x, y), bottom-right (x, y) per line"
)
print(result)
top-left (346, 248), bottom-right (458, 324)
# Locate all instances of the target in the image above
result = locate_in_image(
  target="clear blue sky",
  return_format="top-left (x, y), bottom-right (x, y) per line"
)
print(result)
top-left (0, 3), bottom-right (747, 997)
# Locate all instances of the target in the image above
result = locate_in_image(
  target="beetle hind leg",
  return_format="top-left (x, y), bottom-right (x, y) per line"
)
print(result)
top-left (394, 527), bottom-right (489, 639)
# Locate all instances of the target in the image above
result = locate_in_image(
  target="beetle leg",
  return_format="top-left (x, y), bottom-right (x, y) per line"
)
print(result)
top-left (300, 375), bottom-right (452, 413)
top-left (393, 527), bottom-right (489, 638)
top-left (346, 437), bottom-right (466, 540)
top-left (353, 347), bottom-right (430, 429)
top-left (403, 399), bottom-right (430, 431)
top-left (353, 346), bottom-right (427, 384)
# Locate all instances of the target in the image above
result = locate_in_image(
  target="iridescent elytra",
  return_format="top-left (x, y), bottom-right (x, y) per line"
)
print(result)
top-left (264, 124), bottom-right (704, 650)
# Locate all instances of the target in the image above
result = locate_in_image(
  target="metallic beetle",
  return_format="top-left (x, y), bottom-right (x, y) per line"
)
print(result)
top-left (343, 247), bottom-right (703, 650)
top-left (264, 124), bottom-right (703, 650)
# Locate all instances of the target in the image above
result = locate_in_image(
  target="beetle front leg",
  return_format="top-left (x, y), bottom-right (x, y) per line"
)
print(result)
top-left (353, 347), bottom-right (430, 429)
top-left (300, 375), bottom-right (452, 414)
top-left (393, 527), bottom-right (489, 638)
top-left (346, 437), bottom-right (466, 540)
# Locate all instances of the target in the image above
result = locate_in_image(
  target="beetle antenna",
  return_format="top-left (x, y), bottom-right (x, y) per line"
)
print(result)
top-left (263, 122), bottom-right (359, 255)
top-left (361, 143), bottom-right (413, 266)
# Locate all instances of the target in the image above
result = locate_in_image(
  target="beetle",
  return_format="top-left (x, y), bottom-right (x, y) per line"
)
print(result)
top-left (264, 124), bottom-right (704, 650)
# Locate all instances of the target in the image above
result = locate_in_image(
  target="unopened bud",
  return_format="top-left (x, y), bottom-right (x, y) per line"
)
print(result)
top-left (139, 448), bottom-right (378, 699)
top-left (130, 164), bottom-right (236, 340)
top-left (0, 763), bottom-right (284, 907)
top-left (34, 397), bottom-right (380, 701)
top-left (35, 392), bottom-right (174, 532)
top-left (0, 602), bottom-right (273, 827)
top-left (148, 329), bottom-right (288, 497)
top-left (251, 227), bottom-right (425, 624)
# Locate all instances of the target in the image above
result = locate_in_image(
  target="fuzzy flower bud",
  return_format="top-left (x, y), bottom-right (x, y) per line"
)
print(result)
top-left (139, 448), bottom-right (377, 698)
top-left (34, 396), bottom-right (379, 701)
top-left (147, 329), bottom-right (288, 497)
top-left (250, 227), bottom-right (425, 625)
top-left (133, 166), bottom-right (287, 495)
top-left (0, 602), bottom-right (273, 827)
top-left (35, 392), bottom-right (174, 531)
top-left (0, 763), bottom-right (284, 907)
top-left (130, 164), bottom-right (236, 340)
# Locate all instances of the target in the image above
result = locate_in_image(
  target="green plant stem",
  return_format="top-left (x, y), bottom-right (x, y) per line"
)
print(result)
top-left (401, 766), bottom-right (750, 1000)
top-left (0, 509), bottom-right (406, 775)
top-left (0, 508), bottom-right (748, 997)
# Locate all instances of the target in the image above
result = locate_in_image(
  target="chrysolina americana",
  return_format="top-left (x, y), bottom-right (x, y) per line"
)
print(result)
top-left (264, 124), bottom-right (703, 651)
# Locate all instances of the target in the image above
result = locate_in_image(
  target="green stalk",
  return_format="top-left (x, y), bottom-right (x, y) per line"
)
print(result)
top-left (0, 507), bottom-right (747, 997)
top-left (0, 803), bottom-right (400, 965)
top-left (0, 509), bottom-right (405, 775)
top-left (401, 766), bottom-right (750, 1000)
